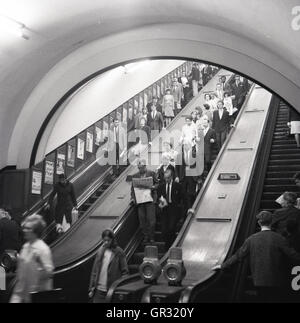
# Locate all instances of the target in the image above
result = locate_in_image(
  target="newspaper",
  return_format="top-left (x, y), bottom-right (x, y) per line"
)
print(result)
top-left (276, 194), bottom-right (300, 209)
top-left (132, 177), bottom-right (154, 204)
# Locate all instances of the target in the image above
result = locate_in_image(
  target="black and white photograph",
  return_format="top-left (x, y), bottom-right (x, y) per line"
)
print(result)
top-left (1, 0), bottom-right (300, 310)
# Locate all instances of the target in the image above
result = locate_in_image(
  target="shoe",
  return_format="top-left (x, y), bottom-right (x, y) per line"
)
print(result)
top-left (149, 239), bottom-right (155, 244)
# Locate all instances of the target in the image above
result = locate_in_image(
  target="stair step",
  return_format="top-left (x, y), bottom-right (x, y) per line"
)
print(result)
top-left (263, 185), bottom-right (298, 192)
top-left (131, 252), bottom-right (165, 264)
top-left (268, 159), bottom-right (300, 166)
top-left (266, 171), bottom-right (297, 178)
top-left (271, 148), bottom-right (300, 155)
top-left (261, 192), bottom-right (282, 200)
top-left (137, 241), bottom-right (166, 253)
top-left (271, 144), bottom-right (298, 150)
top-left (269, 154), bottom-right (300, 160)
top-left (265, 178), bottom-right (295, 185)
top-left (260, 200), bottom-right (281, 209)
top-left (267, 165), bottom-right (300, 172)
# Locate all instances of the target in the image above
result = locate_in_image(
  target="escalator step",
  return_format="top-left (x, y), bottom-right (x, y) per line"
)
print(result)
top-left (267, 165), bottom-right (300, 171)
top-left (269, 159), bottom-right (300, 166)
top-left (263, 185), bottom-right (298, 192)
top-left (260, 200), bottom-right (281, 209)
top-left (269, 154), bottom-right (300, 160)
top-left (266, 171), bottom-right (296, 178)
top-left (265, 178), bottom-right (295, 185)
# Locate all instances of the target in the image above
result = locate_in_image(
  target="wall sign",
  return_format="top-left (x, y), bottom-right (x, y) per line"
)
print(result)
top-left (32, 171), bottom-right (42, 195)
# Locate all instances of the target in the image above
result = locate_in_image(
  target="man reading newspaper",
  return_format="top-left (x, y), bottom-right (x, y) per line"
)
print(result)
top-left (131, 159), bottom-right (158, 243)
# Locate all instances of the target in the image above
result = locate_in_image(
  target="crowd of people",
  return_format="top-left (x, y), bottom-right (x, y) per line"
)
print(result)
top-left (5, 66), bottom-right (291, 304)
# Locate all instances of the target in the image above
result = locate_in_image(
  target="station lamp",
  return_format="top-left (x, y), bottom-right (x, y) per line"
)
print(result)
top-left (162, 247), bottom-right (186, 286)
top-left (139, 246), bottom-right (162, 284)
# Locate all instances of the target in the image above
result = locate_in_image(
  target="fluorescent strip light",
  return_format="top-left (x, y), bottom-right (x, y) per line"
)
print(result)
top-left (0, 15), bottom-right (26, 39)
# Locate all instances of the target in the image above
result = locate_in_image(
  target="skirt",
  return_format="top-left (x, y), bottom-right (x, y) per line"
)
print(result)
top-left (291, 121), bottom-right (300, 134)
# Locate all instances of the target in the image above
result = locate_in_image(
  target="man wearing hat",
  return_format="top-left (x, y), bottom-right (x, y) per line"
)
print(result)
top-left (46, 174), bottom-right (77, 229)
top-left (212, 211), bottom-right (300, 302)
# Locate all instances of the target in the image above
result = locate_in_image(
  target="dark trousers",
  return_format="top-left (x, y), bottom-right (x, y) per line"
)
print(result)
top-left (161, 204), bottom-right (180, 249)
top-left (113, 143), bottom-right (120, 175)
top-left (216, 131), bottom-right (227, 150)
top-left (93, 290), bottom-right (107, 303)
top-left (137, 202), bottom-right (156, 241)
top-left (55, 206), bottom-right (72, 225)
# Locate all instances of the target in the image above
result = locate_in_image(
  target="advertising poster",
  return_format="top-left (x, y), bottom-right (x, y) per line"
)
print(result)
top-left (77, 138), bottom-right (85, 160)
top-left (86, 132), bottom-right (94, 153)
top-left (56, 153), bottom-right (65, 174)
top-left (95, 126), bottom-right (102, 146)
top-left (67, 145), bottom-right (75, 167)
top-left (44, 161), bottom-right (54, 185)
top-left (32, 171), bottom-right (42, 195)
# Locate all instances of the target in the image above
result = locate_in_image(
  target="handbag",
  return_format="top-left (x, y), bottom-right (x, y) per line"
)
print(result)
top-left (72, 208), bottom-right (79, 224)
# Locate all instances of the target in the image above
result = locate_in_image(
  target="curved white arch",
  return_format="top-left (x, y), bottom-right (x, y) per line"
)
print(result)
top-left (8, 23), bottom-right (300, 168)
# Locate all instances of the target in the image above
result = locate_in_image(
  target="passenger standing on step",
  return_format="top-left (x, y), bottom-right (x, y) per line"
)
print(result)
top-left (288, 107), bottom-right (300, 148)
top-left (272, 192), bottom-right (300, 237)
top-left (212, 211), bottom-right (300, 303)
top-left (171, 78), bottom-right (183, 115)
top-left (157, 169), bottom-right (183, 249)
top-left (47, 173), bottom-right (77, 231)
top-left (89, 229), bottom-right (128, 303)
top-left (131, 159), bottom-right (158, 244)
top-left (202, 117), bottom-right (216, 172)
top-left (189, 63), bottom-right (201, 97)
top-left (212, 100), bottom-right (232, 150)
top-left (107, 118), bottom-right (127, 176)
top-left (162, 88), bottom-right (175, 127)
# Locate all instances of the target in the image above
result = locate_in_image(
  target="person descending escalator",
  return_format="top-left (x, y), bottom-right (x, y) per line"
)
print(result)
top-left (131, 159), bottom-right (158, 244)
top-left (46, 173), bottom-right (78, 233)
top-left (88, 229), bottom-right (128, 303)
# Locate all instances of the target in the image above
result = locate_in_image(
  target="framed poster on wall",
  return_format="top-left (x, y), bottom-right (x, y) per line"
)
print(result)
top-left (86, 132), bottom-right (94, 153)
top-left (45, 161), bottom-right (54, 185)
top-left (56, 153), bottom-right (65, 175)
top-left (95, 126), bottom-right (102, 146)
top-left (67, 144), bottom-right (75, 167)
top-left (32, 171), bottom-right (42, 195)
top-left (77, 138), bottom-right (85, 160)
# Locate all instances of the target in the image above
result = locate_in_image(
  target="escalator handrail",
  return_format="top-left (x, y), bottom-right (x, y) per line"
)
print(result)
top-left (179, 89), bottom-right (277, 303)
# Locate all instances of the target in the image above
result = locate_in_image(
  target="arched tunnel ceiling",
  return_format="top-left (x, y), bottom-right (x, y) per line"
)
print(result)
top-left (0, 0), bottom-right (300, 168)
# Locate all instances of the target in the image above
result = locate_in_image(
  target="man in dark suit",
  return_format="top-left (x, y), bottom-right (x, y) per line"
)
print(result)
top-left (157, 169), bottom-right (183, 249)
top-left (202, 64), bottom-right (213, 86)
top-left (47, 173), bottom-right (77, 226)
top-left (107, 118), bottom-right (127, 175)
top-left (189, 63), bottom-right (201, 97)
top-left (0, 209), bottom-right (22, 258)
top-left (131, 159), bottom-right (158, 243)
top-left (272, 192), bottom-right (300, 237)
top-left (202, 118), bottom-right (216, 172)
top-left (213, 211), bottom-right (300, 302)
top-left (212, 100), bottom-right (232, 150)
top-left (231, 75), bottom-right (248, 110)
top-left (148, 105), bottom-right (164, 132)
top-left (146, 96), bottom-right (162, 114)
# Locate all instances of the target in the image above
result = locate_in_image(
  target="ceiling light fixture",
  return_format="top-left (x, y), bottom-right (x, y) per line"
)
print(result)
top-left (0, 15), bottom-right (28, 39)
